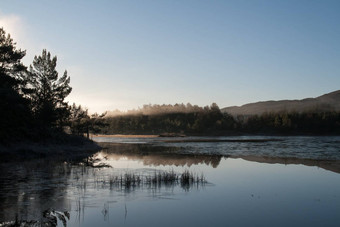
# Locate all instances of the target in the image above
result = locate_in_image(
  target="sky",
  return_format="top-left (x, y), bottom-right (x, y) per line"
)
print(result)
top-left (1, 0), bottom-right (339, 113)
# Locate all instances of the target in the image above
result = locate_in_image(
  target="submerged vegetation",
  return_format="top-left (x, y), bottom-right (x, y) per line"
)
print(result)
top-left (91, 170), bottom-right (207, 193)
top-left (72, 157), bottom-right (207, 191)
top-left (0, 154), bottom-right (208, 226)
top-left (106, 170), bottom-right (206, 191)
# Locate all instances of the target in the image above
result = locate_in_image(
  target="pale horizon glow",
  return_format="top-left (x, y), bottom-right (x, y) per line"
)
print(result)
top-left (1, 1), bottom-right (340, 114)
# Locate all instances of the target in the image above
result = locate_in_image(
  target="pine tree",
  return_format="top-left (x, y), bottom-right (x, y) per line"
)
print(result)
top-left (29, 49), bottom-right (72, 128)
top-left (0, 27), bottom-right (32, 143)
top-left (69, 103), bottom-right (89, 136)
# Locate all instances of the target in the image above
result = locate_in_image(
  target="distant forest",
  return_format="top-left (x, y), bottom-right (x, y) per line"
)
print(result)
top-left (99, 103), bottom-right (235, 135)
top-left (70, 103), bottom-right (340, 136)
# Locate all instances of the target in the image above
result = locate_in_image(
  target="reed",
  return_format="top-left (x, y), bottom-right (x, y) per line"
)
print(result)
top-left (106, 169), bottom-right (206, 190)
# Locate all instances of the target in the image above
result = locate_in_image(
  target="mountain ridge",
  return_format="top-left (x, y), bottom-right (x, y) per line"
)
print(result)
top-left (221, 90), bottom-right (340, 116)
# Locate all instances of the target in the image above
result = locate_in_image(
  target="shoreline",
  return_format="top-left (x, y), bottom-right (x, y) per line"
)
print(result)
top-left (0, 139), bottom-right (101, 162)
top-left (91, 133), bottom-right (340, 138)
top-left (91, 134), bottom-right (159, 138)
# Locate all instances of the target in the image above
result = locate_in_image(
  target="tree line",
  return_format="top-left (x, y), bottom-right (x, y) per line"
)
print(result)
top-left (238, 111), bottom-right (340, 135)
top-left (106, 103), bottom-right (215, 117)
top-left (98, 103), bottom-right (235, 135)
top-left (93, 106), bottom-right (340, 136)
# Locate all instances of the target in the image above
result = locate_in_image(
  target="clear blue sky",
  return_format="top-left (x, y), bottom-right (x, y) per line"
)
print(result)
top-left (1, 0), bottom-right (339, 113)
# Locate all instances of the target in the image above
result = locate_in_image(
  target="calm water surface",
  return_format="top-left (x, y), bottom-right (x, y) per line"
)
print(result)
top-left (1, 136), bottom-right (340, 227)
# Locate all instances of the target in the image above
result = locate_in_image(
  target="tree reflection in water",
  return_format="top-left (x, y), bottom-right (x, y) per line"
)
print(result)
top-left (1, 142), bottom-right (340, 226)
top-left (0, 146), bottom-right (213, 225)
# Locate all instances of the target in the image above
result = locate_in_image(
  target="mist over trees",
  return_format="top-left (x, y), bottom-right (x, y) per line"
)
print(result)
top-left (106, 103), bottom-right (210, 117)
top-left (94, 108), bottom-right (340, 135)
top-left (97, 103), bottom-right (237, 135)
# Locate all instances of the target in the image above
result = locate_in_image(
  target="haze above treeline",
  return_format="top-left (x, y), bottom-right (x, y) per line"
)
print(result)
top-left (103, 90), bottom-right (340, 117)
top-left (83, 90), bottom-right (340, 136)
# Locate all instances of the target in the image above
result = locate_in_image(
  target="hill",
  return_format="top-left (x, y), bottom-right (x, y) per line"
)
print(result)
top-left (221, 90), bottom-right (340, 116)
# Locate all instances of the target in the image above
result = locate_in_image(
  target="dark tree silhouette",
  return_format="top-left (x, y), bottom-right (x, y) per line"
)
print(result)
top-left (0, 28), bottom-right (97, 147)
top-left (0, 28), bottom-right (29, 93)
top-left (0, 28), bottom-right (32, 143)
top-left (29, 49), bottom-right (72, 128)
top-left (69, 103), bottom-right (89, 136)
top-left (69, 104), bottom-right (108, 138)
top-left (239, 111), bottom-right (340, 135)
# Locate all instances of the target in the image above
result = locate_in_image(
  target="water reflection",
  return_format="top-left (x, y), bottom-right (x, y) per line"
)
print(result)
top-left (0, 147), bottom-right (210, 224)
top-left (98, 142), bottom-right (340, 174)
top-left (0, 160), bottom-right (71, 223)
top-left (238, 156), bottom-right (340, 174)
top-left (99, 143), bottom-right (222, 168)
top-left (95, 136), bottom-right (340, 161)
top-left (1, 140), bottom-right (340, 226)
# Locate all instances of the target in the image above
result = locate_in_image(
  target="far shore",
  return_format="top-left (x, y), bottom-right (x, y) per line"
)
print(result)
top-left (91, 132), bottom-right (340, 138)
top-left (91, 134), bottom-right (159, 138)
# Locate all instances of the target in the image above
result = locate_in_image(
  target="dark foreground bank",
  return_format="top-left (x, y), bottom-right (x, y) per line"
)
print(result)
top-left (0, 135), bottom-right (101, 162)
